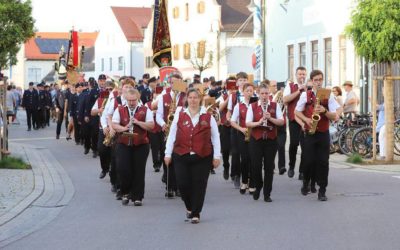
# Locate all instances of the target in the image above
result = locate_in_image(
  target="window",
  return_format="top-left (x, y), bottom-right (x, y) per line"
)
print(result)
top-left (173, 7), bottom-right (179, 18)
top-left (173, 44), bottom-right (180, 60)
top-left (324, 38), bottom-right (332, 86)
top-left (27, 68), bottom-right (41, 83)
top-left (311, 41), bottom-right (318, 70)
top-left (288, 45), bottom-right (294, 81)
top-left (299, 43), bottom-right (306, 67)
top-left (197, 1), bottom-right (205, 14)
top-left (101, 58), bottom-right (104, 71)
top-left (197, 40), bottom-right (206, 58)
top-left (109, 57), bottom-right (112, 71)
top-left (118, 57), bottom-right (124, 71)
top-left (185, 3), bottom-right (189, 21)
top-left (339, 36), bottom-right (347, 85)
top-left (184, 43), bottom-right (191, 59)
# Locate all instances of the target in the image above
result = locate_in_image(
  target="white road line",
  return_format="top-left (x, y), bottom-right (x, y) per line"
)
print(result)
top-left (393, 176), bottom-right (400, 179)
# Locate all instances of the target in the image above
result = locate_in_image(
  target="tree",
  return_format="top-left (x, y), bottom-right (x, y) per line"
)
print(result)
top-left (188, 42), bottom-right (213, 79)
top-left (0, 0), bottom-right (35, 70)
top-left (346, 0), bottom-right (400, 162)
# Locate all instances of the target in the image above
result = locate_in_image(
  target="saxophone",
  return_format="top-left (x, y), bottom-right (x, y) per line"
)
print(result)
top-left (102, 96), bottom-right (115, 147)
top-left (244, 127), bottom-right (251, 142)
top-left (206, 101), bottom-right (220, 123)
top-left (308, 97), bottom-right (321, 135)
top-left (164, 90), bottom-right (178, 139)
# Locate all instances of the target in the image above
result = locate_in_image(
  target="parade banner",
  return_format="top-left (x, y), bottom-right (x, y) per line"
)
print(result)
top-left (152, 0), bottom-right (172, 67)
top-left (152, 0), bottom-right (160, 50)
top-left (159, 66), bottom-right (178, 86)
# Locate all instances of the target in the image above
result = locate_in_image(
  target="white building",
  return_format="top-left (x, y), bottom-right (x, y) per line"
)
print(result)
top-left (94, 7), bottom-right (152, 80)
top-left (265, 0), bottom-right (360, 87)
top-left (144, 0), bottom-right (255, 81)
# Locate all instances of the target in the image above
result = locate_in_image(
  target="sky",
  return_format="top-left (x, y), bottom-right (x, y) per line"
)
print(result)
top-left (31, 0), bottom-right (153, 32)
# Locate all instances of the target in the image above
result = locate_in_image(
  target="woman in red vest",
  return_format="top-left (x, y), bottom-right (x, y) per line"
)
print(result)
top-left (230, 83), bottom-right (255, 194)
top-left (246, 83), bottom-right (285, 202)
top-left (164, 88), bottom-right (221, 224)
top-left (112, 89), bottom-right (154, 206)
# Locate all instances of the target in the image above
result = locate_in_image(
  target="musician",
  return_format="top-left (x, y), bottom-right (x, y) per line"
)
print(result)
top-left (283, 66), bottom-right (307, 179)
top-left (269, 80), bottom-right (287, 175)
top-left (156, 73), bottom-right (186, 198)
top-left (140, 76), bottom-right (156, 105)
top-left (164, 88), bottom-right (221, 224)
top-left (246, 83), bottom-right (284, 202)
top-left (112, 88), bottom-right (154, 206)
top-left (230, 83), bottom-right (255, 194)
top-left (294, 70), bottom-right (340, 201)
top-left (91, 80), bottom-right (114, 179)
top-left (226, 72), bottom-right (248, 188)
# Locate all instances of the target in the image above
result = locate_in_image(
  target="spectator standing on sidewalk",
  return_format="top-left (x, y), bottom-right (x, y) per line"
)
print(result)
top-left (342, 81), bottom-right (359, 118)
top-left (6, 85), bottom-right (16, 124)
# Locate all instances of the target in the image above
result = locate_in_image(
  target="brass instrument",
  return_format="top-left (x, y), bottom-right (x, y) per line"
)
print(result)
top-left (206, 101), bottom-right (220, 122)
top-left (103, 131), bottom-right (114, 147)
top-left (123, 107), bottom-right (136, 136)
top-left (244, 128), bottom-right (251, 142)
top-left (273, 90), bottom-right (286, 113)
top-left (164, 90), bottom-right (179, 139)
top-left (309, 97), bottom-right (321, 135)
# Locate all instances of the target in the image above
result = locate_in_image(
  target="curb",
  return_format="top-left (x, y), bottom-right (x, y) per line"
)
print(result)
top-left (0, 142), bottom-right (75, 248)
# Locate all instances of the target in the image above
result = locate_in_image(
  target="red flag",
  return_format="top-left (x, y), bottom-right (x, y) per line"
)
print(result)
top-left (72, 31), bottom-right (79, 67)
top-left (152, 0), bottom-right (172, 67)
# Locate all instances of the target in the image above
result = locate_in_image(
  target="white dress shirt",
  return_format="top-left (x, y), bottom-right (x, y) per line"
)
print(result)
top-left (165, 106), bottom-right (221, 160)
top-left (230, 101), bottom-right (250, 123)
top-left (246, 100), bottom-right (284, 123)
top-left (283, 82), bottom-right (303, 97)
top-left (227, 91), bottom-right (244, 111)
top-left (156, 91), bottom-right (183, 127)
top-left (112, 103), bottom-right (153, 124)
top-left (295, 92), bottom-right (340, 112)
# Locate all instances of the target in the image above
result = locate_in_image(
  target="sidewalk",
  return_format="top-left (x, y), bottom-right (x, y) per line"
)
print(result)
top-left (330, 152), bottom-right (400, 173)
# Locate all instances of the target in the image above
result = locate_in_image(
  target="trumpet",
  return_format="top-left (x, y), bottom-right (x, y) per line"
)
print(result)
top-left (308, 97), bottom-right (321, 135)
top-left (123, 107), bottom-right (135, 135)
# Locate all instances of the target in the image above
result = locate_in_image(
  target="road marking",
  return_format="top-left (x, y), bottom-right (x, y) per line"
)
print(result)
top-left (9, 137), bottom-right (65, 141)
top-left (393, 176), bottom-right (400, 179)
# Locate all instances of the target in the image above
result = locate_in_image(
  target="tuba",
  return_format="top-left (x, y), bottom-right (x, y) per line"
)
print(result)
top-left (308, 97), bottom-right (321, 135)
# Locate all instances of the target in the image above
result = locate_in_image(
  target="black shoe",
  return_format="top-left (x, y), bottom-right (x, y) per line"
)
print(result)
top-left (133, 200), bottom-right (142, 206)
top-left (223, 168), bottom-right (229, 180)
top-left (122, 195), bottom-right (129, 205)
top-left (279, 167), bottom-right (286, 175)
top-left (27, 128), bottom-right (31, 131)
top-left (99, 171), bottom-right (107, 179)
top-left (92, 151), bottom-right (98, 158)
top-left (264, 196), bottom-right (272, 202)
top-left (186, 211), bottom-right (193, 219)
top-left (233, 176), bottom-right (240, 189)
top-left (111, 185), bottom-right (117, 193)
top-left (56, 135), bottom-right (60, 139)
top-left (210, 169), bottom-right (216, 175)
top-left (154, 165), bottom-right (161, 172)
top-left (301, 181), bottom-right (310, 196)
top-left (165, 190), bottom-right (175, 198)
top-left (288, 169), bottom-right (294, 178)
top-left (66, 135), bottom-right (72, 141)
top-left (84, 148), bottom-right (90, 155)
top-left (318, 190), bottom-right (328, 201)
top-left (298, 173), bottom-right (304, 180)
top-left (253, 188), bottom-right (261, 200)
top-left (116, 190), bottom-right (122, 200)
top-left (310, 184), bottom-right (317, 193)
top-left (161, 174), bottom-right (166, 184)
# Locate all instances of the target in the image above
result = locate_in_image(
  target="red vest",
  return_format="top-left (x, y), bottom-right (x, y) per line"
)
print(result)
top-left (97, 90), bottom-right (109, 109)
top-left (303, 90), bottom-right (330, 133)
top-left (146, 101), bottom-right (162, 133)
top-left (162, 92), bottom-right (186, 122)
top-left (117, 105), bottom-right (149, 146)
top-left (239, 103), bottom-right (248, 128)
top-left (287, 83), bottom-right (300, 121)
top-left (173, 112), bottom-right (212, 158)
top-left (250, 102), bottom-right (278, 140)
top-left (220, 93), bottom-right (230, 127)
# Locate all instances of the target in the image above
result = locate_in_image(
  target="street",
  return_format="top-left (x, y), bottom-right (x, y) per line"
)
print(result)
top-left (3, 116), bottom-right (400, 250)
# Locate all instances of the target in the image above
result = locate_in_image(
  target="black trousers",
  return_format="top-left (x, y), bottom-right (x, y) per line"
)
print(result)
top-left (149, 131), bottom-right (163, 168)
top-left (73, 117), bottom-right (81, 143)
top-left (173, 153), bottom-right (212, 218)
top-left (161, 137), bottom-right (177, 191)
top-left (82, 122), bottom-right (98, 151)
top-left (237, 132), bottom-right (251, 186)
top-left (116, 143), bottom-right (149, 200)
top-left (56, 110), bottom-right (64, 136)
top-left (250, 138), bottom-right (278, 198)
top-left (277, 126), bottom-right (287, 169)
top-left (25, 109), bottom-right (36, 129)
top-left (45, 108), bottom-right (50, 125)
top-left (303, 131), bottom-right (330, 190)
top-left (37, 108), bottom-right (45, 128)
top-left (230, 128), bottom-right (240, 177)
top-left (97, 130), bottom-right (111, 173)
top-left (110, 141), bottom-right (118, 187)
top-left (288, 120), bottom-right (304, 172)
top-left (219, 125), bottom-right (231, 171)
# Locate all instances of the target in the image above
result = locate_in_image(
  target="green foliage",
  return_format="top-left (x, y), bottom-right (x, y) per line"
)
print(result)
top-left (0, 0), bottom-right (35, 69)
top-left (346, 153), bottom-right (364, 164)
top-left (345, 0), bottom-right (400, 63)
top-left (0, 156), bottom-right (31, 169)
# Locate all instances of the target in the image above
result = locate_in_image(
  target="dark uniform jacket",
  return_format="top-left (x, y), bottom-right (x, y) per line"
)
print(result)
top-left (22, 89), bottom-right (39, 110)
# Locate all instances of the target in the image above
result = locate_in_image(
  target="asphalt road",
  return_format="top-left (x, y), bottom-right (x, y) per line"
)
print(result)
top-left (5, 115), bottom-right (400, 250)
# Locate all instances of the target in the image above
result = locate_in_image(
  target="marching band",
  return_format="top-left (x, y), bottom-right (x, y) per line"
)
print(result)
top-left (58, 67), bottom-right (340, 224)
